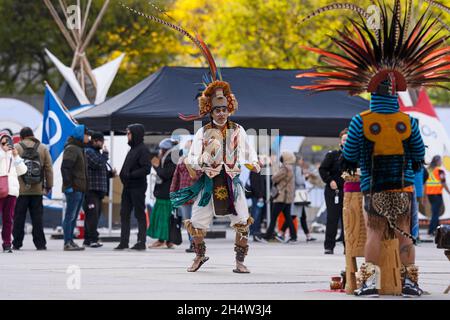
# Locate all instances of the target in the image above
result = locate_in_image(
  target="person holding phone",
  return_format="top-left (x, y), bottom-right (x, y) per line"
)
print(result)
top-left (83, 131), bottom-right (116, 248)
top-left (0, 132), bottom-right (27, 252)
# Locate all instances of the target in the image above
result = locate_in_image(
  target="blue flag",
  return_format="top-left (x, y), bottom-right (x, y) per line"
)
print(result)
top-left (42, 84), bottom-right (76, 163)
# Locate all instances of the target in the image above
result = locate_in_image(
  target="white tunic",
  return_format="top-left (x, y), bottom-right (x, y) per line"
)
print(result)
top-left (187, 124), bottom-right (259, 230)
top-left (0, 150), bottom-right (27, 197)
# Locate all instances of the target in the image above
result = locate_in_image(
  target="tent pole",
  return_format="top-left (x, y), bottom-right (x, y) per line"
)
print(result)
top-left (108, 130), bottom-right (114, 236)
top-left (262, 133), bottom-right (272, 228)
top-left (266, 163), bottom-right (271, 227)
top-left (43, 0), bottom-right (77, 50)
top-left (81, 0), bottom-right (93, 39)
top-left (79, 0), bottom-right (110, 54)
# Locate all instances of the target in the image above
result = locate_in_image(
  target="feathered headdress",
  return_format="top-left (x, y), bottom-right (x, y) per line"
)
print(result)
top-left (120, 2), bottom-right (238, 120)
top-left (293, 0), bottom-right (450, 95)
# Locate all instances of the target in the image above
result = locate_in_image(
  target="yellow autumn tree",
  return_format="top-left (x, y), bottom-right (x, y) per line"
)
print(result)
top-left (168, 0), bottom-right (450, 103)
top-left (169, 0), bottom-right (376, 69)
top-left (92, 0), bottom-right (450, 103)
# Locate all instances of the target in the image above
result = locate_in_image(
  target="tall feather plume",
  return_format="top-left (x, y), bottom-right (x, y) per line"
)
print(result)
top-left (426, 0), bottom-right (450, 37)
top-left (394, 0), bottom-right (401, 46)
top-left (370, 0), bottom-right (384, 52)
top-left (422, 0), bottom-right (450, 14)
top-left (404, 0), bottom-right (413, 40)
top-left (148, 1), bottom-right (178, 24)
top-left (437, 17), bottom-right (450, 33)
top-left (300, 2), bottom-right (382, 45)
top-left (119, 2), bottom-right (218, 81)
top-left (196, 34), bottom-right (219, 81)
top-left (147, 2), bottom-right (221, 80)
top-left (120, 3), bottom-right (198, 49)
top-left (300, 3), bottom-right (370, 24)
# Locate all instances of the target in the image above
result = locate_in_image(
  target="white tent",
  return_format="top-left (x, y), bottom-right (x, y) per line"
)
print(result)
top-left (45, 49), bottom-right (125, 106)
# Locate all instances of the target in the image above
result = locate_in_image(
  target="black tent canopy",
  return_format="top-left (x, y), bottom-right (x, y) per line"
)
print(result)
top-left (76, 67), bottom-right (369, 137)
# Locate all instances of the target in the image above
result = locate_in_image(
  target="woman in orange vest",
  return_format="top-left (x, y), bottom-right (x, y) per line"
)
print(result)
top-left (426, 156), bottom-right (450, 236)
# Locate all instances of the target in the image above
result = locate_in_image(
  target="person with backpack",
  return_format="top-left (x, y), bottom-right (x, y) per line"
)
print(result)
top-left (12, 127), bottom-right (53, 250)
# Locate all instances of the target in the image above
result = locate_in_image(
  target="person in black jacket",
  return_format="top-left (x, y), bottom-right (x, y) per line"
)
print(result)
top-left (115, 124), bottom-right (151, 251)
top-left (319, 128), bottom-right (348, 254)
top-left (147, 138), bottom-right (178, 248)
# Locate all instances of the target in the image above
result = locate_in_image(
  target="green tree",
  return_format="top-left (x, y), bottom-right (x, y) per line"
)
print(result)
top-left (0, 0), bottom-right (182, 97)
top-left (88, 0), bottom-right (183, 96)
top-left (171, 0), bottom-right (375, 68)
top-left (0, 0), bottom-right (70, 94)
top-left (0, 0), bottom-right (448, 106)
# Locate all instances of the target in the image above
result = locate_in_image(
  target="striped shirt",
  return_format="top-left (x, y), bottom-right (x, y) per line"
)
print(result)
top-left (343, 93), bottom-right (425, 192)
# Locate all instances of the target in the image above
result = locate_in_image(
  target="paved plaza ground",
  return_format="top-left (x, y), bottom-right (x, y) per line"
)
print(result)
top-left (0, 229), bottom-right (448, 300)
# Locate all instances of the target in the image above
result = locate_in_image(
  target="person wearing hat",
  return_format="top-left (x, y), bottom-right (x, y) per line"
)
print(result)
top-left (123, 6), bottom-right (259, 272)
top-left (83, 131), bottom-right (116, 248)
top-left (171, 79), bottom-right (260, 273)
top-left (293, 0), bottom-right (450, 296)
top-left (147, 138), bottom-right (178, 249)
top-left (61, 124), bottom-right (89, 251)
top-left (0, 132), bottom-right (27, 252)
top-left (116, 124), bottom-right (151, 251)
top-left (13, 127), bottom-right (53, 251)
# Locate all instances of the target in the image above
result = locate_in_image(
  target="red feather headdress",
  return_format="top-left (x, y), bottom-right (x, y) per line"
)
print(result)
top-left (120, 2), bottom-right (237, 120)
top-left (293, 0), bottom-right (450, 95)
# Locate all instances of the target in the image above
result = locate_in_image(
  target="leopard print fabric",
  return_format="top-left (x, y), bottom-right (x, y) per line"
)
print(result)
top-left (371, 192), bottom-right (410, 220)
top-left (368, 191), bottom-right (416, 243)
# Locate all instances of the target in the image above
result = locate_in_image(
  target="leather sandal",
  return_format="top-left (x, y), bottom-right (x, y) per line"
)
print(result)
top-left (187, 256), bottom-right (209, 272)
top-left (233, 261), bottom-right (250, 273)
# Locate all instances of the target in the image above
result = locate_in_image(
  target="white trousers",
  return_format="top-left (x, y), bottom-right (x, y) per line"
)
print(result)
top-left (190, 184), bottom-right (250, 230)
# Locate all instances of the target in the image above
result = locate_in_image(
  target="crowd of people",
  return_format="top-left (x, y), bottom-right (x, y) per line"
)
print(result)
top-left (246, 152), bottom-right (319, 244)
top-left (1, 0), bottom-right (450, 302)
top-left (0, 125), bottom-right (448, 256)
